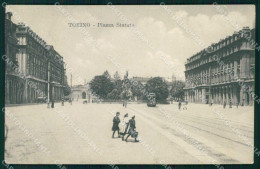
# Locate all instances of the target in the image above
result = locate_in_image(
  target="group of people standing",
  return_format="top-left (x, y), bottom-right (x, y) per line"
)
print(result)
top-left (179, 99), bottom-right (241, 109)
top-left (47, 98), bottom-right (73, 108)
top-left (223, 99), bottom-right (239, 109)
top-left (112, 112), bottom-right (139, 142)
top-left (209, 99), bottom-right (240, 109)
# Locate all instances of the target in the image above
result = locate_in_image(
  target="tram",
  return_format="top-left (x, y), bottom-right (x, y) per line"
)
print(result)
top-left (147, 93), bottom-right (156, 107)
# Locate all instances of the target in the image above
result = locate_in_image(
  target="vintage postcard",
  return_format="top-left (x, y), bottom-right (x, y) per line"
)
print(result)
top-left (3, 4), bottom-right (256, 165)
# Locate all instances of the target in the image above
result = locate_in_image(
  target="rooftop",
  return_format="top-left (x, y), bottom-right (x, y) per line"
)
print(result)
top-left (186, 27), bottom-right (254, 64)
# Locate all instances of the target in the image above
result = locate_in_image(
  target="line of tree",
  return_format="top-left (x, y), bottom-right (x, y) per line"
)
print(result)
top-left (89, 70), bottom-right (185, 102)
top-left (170, 80), bottom-right (185, 101)
top-left (89, 71), bottom-right (122, 100)
top-left (146, 77), bottom-right (169, 102)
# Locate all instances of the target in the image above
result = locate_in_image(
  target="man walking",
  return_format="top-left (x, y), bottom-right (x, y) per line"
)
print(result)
top-left (125, 115), bottom-right (139, 142)
top-left (223, 100), bottom-right (226, 109)
top-left (112, 112), bottom-right (121, 138)
top-left (61, 99), bottom-right (64, 106)
top-left (178, 100), bottom-right (182, 110)
top-left (229, 99), bottom-right (232, 108)
top-left (51, 100), bottom-right (55, 108)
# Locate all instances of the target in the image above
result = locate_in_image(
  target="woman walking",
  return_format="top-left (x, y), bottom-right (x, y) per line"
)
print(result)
top-left (121, 113), bottom-right (129, 141)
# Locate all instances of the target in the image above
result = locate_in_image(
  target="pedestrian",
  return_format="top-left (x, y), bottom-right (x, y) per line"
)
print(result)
top-left (112, 112), bottom-right (121, 138)
top-left (121, 113), bottom-right (129, 141)
top-left (51, 100), bottom-right (55, 108)
top-left (178, 100), bottom-right (182, 110)
top-left (123, 101), bottom-right (125, 107)
top-left (229, 99), bottom-right (232, 108)
top-left (183, 104), bottom-right (187, 110)
top-left (223, 100), bottom-right (226, 109)
top-left (236, 102), bottom-right (239, 108)
top-left (61, 99), bottom-right (64, 106)
top-left (209, 99), bottom-right (211, 106)
top-left (125, 115), bottom-right (139, 142)
top-left (183, 101), bottom-right (187, 110)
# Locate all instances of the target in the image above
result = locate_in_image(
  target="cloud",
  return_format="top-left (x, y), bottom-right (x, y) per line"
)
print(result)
top-left (7, 5), bottom-right (255, 85)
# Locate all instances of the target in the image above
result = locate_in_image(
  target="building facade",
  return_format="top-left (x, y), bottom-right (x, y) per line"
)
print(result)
top-left (46, 45), bottom-right (66, 101)
top-left (71, 84), bottom-right (98, 103)
top-left (4, 12), bottom-right (24, 104)
top-left (5, 12), bottom-right (68, 104)
top-left (184, 27), bottom-right (255, 106)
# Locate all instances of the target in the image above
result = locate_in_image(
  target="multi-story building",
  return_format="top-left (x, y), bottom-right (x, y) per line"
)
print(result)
top-left (71, 83), bottom-right (98, 103)
top-left (5, 12), bottom-right (68, 104)
top-left (184, 27), bottom-right (255, 106)
top-left (4, 12), bottom-right (24, 104)
top-left (15, 22), bottom-right (49, 103)
top-left (46, 45), bottom-right (66, 101)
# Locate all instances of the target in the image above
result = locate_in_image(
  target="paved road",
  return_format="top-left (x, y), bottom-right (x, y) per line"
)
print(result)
top-left (5, 101), bottom-right (254, 164)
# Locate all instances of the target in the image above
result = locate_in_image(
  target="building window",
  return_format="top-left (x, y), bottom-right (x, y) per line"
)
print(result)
top-left (22, 37), bottom-right (26, 45)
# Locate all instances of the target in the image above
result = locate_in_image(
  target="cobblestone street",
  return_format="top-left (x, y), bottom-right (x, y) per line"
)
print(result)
top-left (5, 101), bottom-right (254, 164)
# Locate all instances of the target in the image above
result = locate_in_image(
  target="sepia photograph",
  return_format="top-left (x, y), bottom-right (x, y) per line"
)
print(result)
top-left (3, 3), bottom-right (256, 165)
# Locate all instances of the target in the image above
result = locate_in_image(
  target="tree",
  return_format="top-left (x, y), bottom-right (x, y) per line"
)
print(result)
top-left (107, 89), bottom-right (121, 100)
top-left (64, 85), bottom-right (71, 96)
top-left (120, 89), bottom-right (132, 100)
top-left (114, 79), bottom-right (123, 92)
top-left (146, 77), bottom-right (169, 101)
top-left (107, 79), bottom-right (123, 100)
top-left (89, 75), bottom-right (114, 99)
top-left (131, 81), bottom-right (145, 100)
top-left (171, 80), bottom-right (185, 101)
top-left (103, 70), bottom-right (111, 80)
top-left (113, 71), bottom-right (121, 81)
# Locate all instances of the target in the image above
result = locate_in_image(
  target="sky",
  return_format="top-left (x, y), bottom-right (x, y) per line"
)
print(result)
top-left (7, 5), bottom-right (255, 85)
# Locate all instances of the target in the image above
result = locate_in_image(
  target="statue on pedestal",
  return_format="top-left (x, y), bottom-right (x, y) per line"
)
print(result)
top-left (121, 71), bottom-right (132, 107)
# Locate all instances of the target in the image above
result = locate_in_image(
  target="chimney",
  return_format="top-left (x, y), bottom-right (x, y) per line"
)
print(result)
top-left (6, 12), bottom-right (12, 20)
